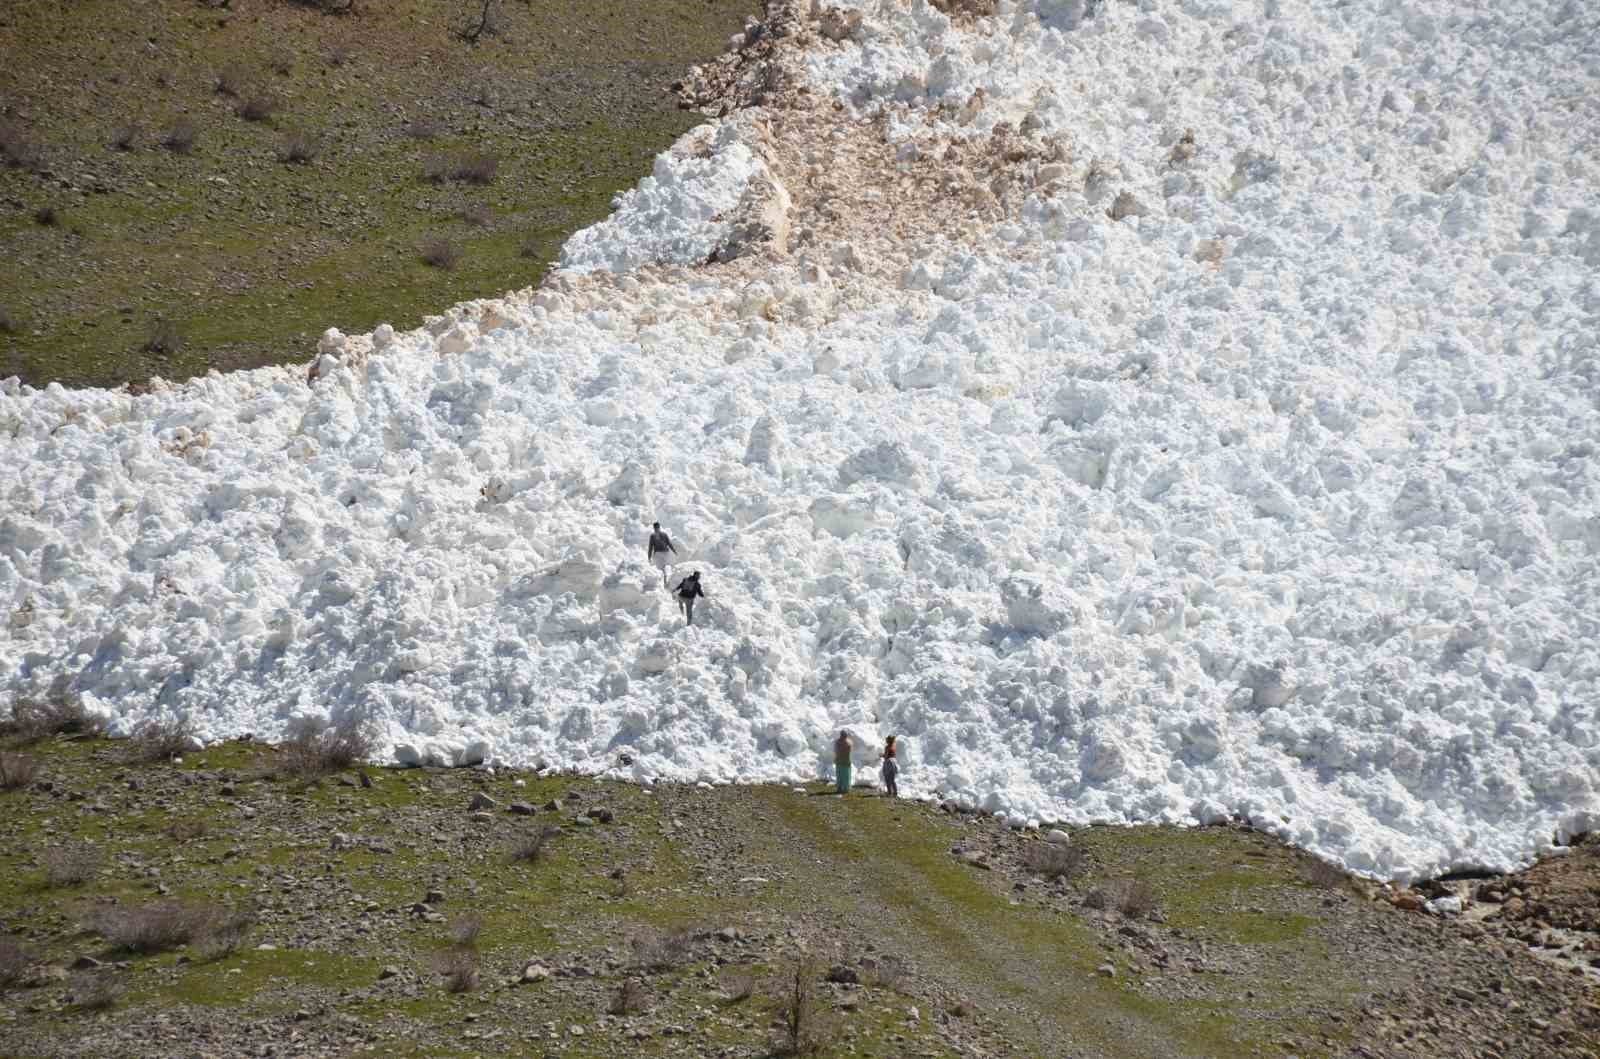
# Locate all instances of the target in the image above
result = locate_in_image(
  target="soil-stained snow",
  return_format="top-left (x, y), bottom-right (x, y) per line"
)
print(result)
top-left (3, 0), bottom-right (1598, 882)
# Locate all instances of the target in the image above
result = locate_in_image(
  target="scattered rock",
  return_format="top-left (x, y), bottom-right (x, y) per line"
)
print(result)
top-left (1097, 963), bottom-right (1117, 978)
top-left (70, 956), bottom-right (102, 971)
top-left (425, 889), bottom-right (445, 905)
top-left (379, 966), bottom-right (400, 981)
top-left (522, 963), bottom-right (551, 983)
top-left (468, 792), bottom-right (497, 811)
top-left (826, 964), bottom-right (859, 984)
top-left (509, 802), bottom-right (535, 815)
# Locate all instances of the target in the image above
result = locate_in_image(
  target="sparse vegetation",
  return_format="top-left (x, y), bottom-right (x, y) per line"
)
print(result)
top-left (33, 207), bottom-right (58, 227)
top-left (458, 203), bottom-right (493, 227)
top-left (508, 825), bottom-right (559, 864)
top-left (3, 693), bottom-right (103, 743)
top-left (326, 44), bottom-right (353, 67)
top-left (772, 958), bottom-right (828, 1057)
top-left (1301, 856), bottom-right (1348, 890)
top-left (518, 237), bottom-right (542, 260)
top-left (214, 70), bottom-right (246, 98)
top-left (0, 752), bottom-right (40, 791)
top-left (870, 954), bottom-right (910, 993)
top-left (109, 124), bottom-right (141, 152)
top-left (456, 0), bottom-right (504, 43)
top-left (0, 120), bottom-right (45, 171)
top-left (276, 131), bottom-right (322, 165)
top-left (164, 817), bottom-right (210, 841)
top-left (278, 716), bottom-right (376, 778)
top-left (420, 152), bottom-right (451, 183)
top-left (1023, 840), bottom-right (1086, 881)
top-left (1119, 878), bottom-right (1158, 919)
top-left (720, 964), bottom-right (757, 1002)
top-left (404, 118), bottom-right (441, 141)
top-left (0, 936), bottom-right (35, 990)
top-left (43, 843), bottom-right (101, 888)
top-left (268, 50), bottom-right (295, 77)
top-left (449, 914), bottom-right (482, 949)
top-left (191, 907), bottom-right (256, 962)
top-left (130, 715), bottom-right (193, 762)
top-left (420, 237), bottom-right (462, 270)
top-left (159, 119), bottom-right (198, 154)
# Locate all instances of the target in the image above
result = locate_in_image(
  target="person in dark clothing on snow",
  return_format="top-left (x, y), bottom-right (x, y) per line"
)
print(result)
top-left (647, 522), bottom-right (677, 587)
top-left (674, 571), bottom-right (705, 626)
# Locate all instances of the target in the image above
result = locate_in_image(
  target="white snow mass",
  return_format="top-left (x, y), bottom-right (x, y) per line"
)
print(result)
top-left (3, 0), bottom-right (1599, 883)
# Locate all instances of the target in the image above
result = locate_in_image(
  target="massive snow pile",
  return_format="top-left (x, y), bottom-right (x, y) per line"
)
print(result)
top-left (3, 0), bottom-right (1598, 882)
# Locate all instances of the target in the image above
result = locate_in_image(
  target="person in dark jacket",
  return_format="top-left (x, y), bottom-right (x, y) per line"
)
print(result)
top-left (674, 571), bottom-right (705, 626)
top-left (647, 522), bottom-right (678, 587)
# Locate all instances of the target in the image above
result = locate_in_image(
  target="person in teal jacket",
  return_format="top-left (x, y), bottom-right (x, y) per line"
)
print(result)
top-left (833, 730), bottom-right (853, 794)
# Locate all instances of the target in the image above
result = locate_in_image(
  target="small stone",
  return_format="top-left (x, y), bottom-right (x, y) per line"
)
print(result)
top-left (906, 1005), bottom-right (920, 1021)
top-left (379, 966), bottom-right (400, 980)
top-left (425, 889), bottom-right (445, 905)
top-left (293, 1009), bottom-right (311, 1022)
top-left (544, 799), bottom-right (563, 812)
top-left (330, 832), bottom-right (352, 851)
top-left (1097, 963), bottom-right (1117, 978)
top-left (1045, 829), bottom-right (1073, 846)
top-left (568, 1025), bottom-right (584, 1037)
top-left (826, 965), bottom-right (859, 984)
top-left (716, 927), bottom-right (740, 943)
top-left (522, 963), bottom-right (551, 983)
top-left (468, 792), bottom-right (497, 811)
top-left (71, 956), bottom-right (102, 970)
top-left (337, 774), bottom-right (358, 788)
top-left (256, 943), bottom-right (277, 952)
top-left (219, 782), bottom-right (237, 796)
top-left (509, 802), bottom-right (536, 816)
top-left (586, 807), bottom-right (614, 824)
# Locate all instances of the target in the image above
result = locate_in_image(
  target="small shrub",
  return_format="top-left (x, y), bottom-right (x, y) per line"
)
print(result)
top-left (276, 132), bottom-right (321, 164)
top-left (419, 153), bottom-right (450, 183)
top-left (1082, 885), bottom-right (1111, 911)
top-left (404, 118), bottom-right (441, 141)
top-left (467, 81), bottom-right (496, 107)
top-left (870, 954), bottom-right (909, 993)
top-left (451, 152), bottom-right (497, 186)
top-left (610, 976), bottom-right (649, 1015)
top-left (720, 964), bottom-right (756, 1002)
top-left (69, 972), bottom-right (122, 1011)
top-left (33, 207), bottom-right (57, 227)
top-left (0, 121), bottom-right (45, 172)
top-left (213, 70), bottom-right (246, 98)
top-left (131, 715), bottom-right (193, 762)
top-left (458, 203), bottom-right (493, 227)
top-left (771, 958), bottom-right (828, 1057)
top-left (43, 843), bottom-right (101, 887)
top-left (0, 937), bottom-right (35, 990)
top-left (419, 237), bottom-right (461, 270)
top-left (237, 94), bottom-right (279, 123)
top-left (110, 124), bottom-right (141, 152)
top-left (432, 947), bottom-right (478, 993)
top-left (191, 907), bottom-right (255, 962)
top-left (518, 237), bottom-right (542, 260)
top-left (90, 901), bottom-right (235, 955)
top-left (278, 716), bottom-right (375, 778)
top-left (326, 44), bottom-right (353, 67)
top-left (1023, 841), bottom-right (1086, 881)
top-left (268, 50), bottom-right (295, 76)
top-left (449, 914), bottom-right (482, 949)
top-left (0, 752), bottom-right (39, 790)
top-left (0, 306), bottom-right (15, 334)
top-left (165, 817), bottom-right (209, 841)
top-left (1117, 879), bottom-right (1158, 919)
top-left (508, 825), bottom-right (558, 864)
top-left (629, 926), bottom-right (694, 972)
top-left (5, 693), bottom-right (102, 742)
top-left (160, 119), bottom-right (198, 154)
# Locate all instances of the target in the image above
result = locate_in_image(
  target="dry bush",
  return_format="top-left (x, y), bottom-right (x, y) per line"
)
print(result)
top-left (508, 825), bottom-right (558, 864)
top-left (276, 131), bottom-right (321, 164)
top-left (69, 972), bottom-right (123, 1010)
top-left (214, 70), bottom-right (246, 98)
top-left (1023, 841), bottom-right (1086, 881)
top-left (609, 976), bottom-right (649, 1015)
top-left (449, 914), bottom-right (482, 949)
top-left (629, 926), bottom-right (695, 972)
top-left (771, 958), bottom-right (829, 1057)
top-left (165, 817), bottom-right (209, 841)
top-left (1300, 857), bottom-right (1347, 890)
top-left (237, 94), bottom-right (279, 122)
top-left (110, 124), bottom-right (141, 152)
top-left (456, 0), bottom-right (503, 43)
top-left (451, 152), bottom-right (498, 186)
top-left (5, 693), bottom-right (103, 743)
top-left (278, 716), bottom-right (375, 778)
top-left (268, 50), bottom-right (295, 76)
top-left (1118, 879), bottom-right (1158, 919)
top-left (404, 118), bottom-right (441, 141)
top-left (0, 937), bottom-right (35, 990)
top-left (0, 120), bottom-right (46, 172)
top-left (518, 237), bottom-right (542, 260)
top-left (131, 715), bottom-right (192, 762)
top-left (160, 119), bottom-right (198, 154)
top-left (0, 752), bottom-right (39, 791)
top-left (326, 44), bottom-right (353, 67)
top-left (458, 203), bottom-right (493, 227)
top-left (1082, 885), bottom-right (1111, 911)
top-left (91, 901), bottom-right (240, 955)
top-left (870, 954), bottom-right (909, 993)
top-left (432, 947), bottom-right (479, 993)
top-left (34, 207), bottom-right (58, 227)
top-left (43, 843), bottom-right (101, 887)
top-left (191, 907), bottom-right (255, 962)
top-left (420, 153), bottom-right (451, 183)
top-left (420, 237), bottom-right (461, 270)
top-left (0, 306), bottom-right (15, 334)
top-left (720, 964), bottom-right (756, 1002)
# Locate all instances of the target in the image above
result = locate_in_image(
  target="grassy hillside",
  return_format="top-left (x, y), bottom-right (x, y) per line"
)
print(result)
top-left (0, 0), bottom-right (754, 388)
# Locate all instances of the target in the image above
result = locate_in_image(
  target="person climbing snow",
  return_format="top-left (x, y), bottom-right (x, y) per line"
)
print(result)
top-left (647, 521), bottom-right (678, 587)
top-left (674, 570), bottom-right (705, 626)
top-left (879, 734), bottom-right (899, 798)
top-left (834, 730), bottom-right (853, 795)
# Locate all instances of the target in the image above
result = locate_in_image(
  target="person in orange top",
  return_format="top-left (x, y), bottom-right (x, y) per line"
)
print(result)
top-left (879, 735), bottom-right (899, 798)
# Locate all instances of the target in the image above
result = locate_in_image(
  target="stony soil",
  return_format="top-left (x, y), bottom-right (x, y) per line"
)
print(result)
top-left (1, 733), bottom-right (1597, 1058)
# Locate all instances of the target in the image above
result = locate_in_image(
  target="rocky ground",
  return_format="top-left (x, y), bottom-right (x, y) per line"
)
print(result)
top-left (0, 0), bottom-right (756, 387)
top-left (1, 730), bottom-right (1597, 1058)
